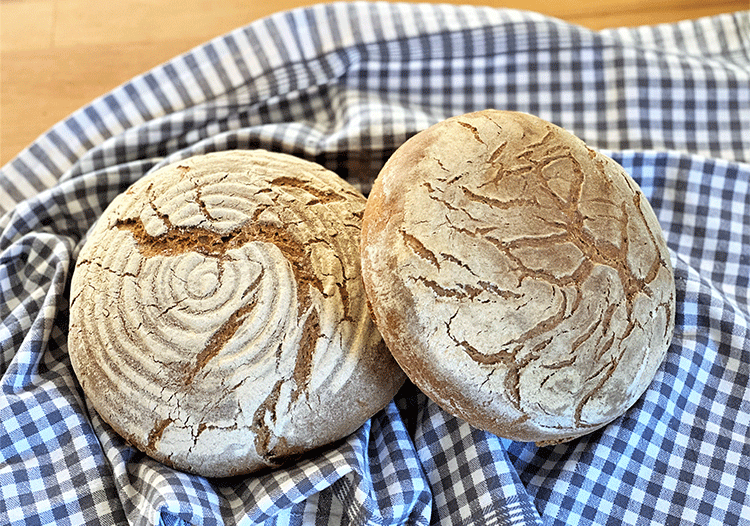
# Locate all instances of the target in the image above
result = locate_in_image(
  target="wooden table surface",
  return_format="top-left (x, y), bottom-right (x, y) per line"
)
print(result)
top-left (1, 0), bottom-right (747, 167)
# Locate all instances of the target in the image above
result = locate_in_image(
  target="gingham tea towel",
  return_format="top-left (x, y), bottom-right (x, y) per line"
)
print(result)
top-left (1, 3), bottom-right (749, 525)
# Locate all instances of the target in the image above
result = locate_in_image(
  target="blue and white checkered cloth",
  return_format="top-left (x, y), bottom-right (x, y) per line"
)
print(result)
top-left (1, 3), bottom-right (749, 524)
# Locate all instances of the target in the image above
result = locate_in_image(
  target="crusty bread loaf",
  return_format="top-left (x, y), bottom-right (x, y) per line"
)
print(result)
top-left (361, 110), bottom-right (675, 445)
top-left (69, 149), bottom-right (405, 477)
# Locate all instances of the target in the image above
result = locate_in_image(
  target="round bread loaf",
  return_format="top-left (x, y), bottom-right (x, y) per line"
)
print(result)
top-left (69, 150), bottom-right (405, 477)
top-left (361, 110), bottom-right (675, 446)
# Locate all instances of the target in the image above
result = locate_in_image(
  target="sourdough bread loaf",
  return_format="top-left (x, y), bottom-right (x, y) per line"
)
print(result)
top-left (360, 110), bottom-right (675, 445)
top-left (69, 149), bottom-right (405, 477)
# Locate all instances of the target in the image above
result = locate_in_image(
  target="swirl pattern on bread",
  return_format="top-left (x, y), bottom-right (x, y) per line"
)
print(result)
top-left (69, 150), bottom-right (405, 476)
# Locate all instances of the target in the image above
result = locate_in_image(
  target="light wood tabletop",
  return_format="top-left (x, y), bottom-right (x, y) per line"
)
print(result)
top-left (1, 0), bottom-right (747, 167)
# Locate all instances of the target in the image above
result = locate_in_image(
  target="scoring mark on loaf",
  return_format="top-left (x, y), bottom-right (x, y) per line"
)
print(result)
top-left (251, 379), bottom-right (285, 464)
top-left (147, 418), bottom-right (173, 451)
top-left (114, 216), bottom-right (327, 311)
top-left (182, 271), bottom-right (263, 385)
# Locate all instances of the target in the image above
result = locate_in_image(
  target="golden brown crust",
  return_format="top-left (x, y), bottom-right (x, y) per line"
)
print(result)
top-left (68, 150), bottom-right (405, 477)
top-left (361, 110), bottom-right (675, 445)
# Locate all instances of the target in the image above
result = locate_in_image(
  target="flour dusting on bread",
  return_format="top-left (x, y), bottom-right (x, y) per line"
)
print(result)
top-left (361, 110), bottom-right (675, 445)
top-left (69, 150), bottom-right (405, 477)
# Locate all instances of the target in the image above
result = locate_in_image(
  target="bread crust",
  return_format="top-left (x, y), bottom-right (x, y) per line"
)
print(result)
top-left (68, 150), bottom-right (405, 477)
top-left (361, 110), bottom-right (675, 445)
